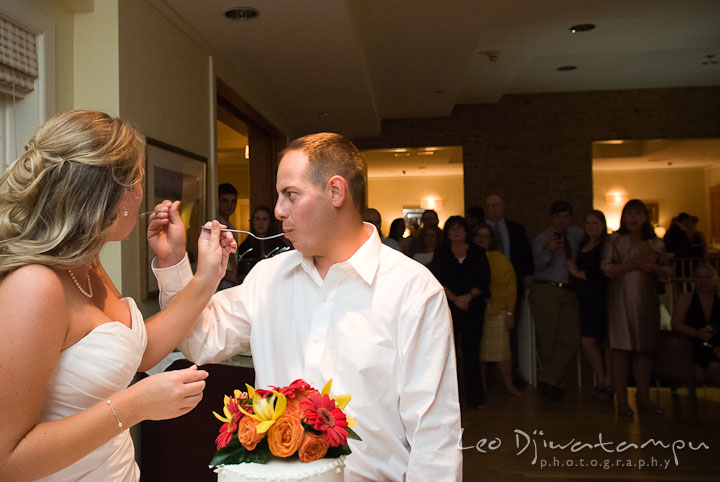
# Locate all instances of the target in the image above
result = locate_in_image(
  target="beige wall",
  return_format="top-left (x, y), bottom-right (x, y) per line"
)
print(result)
top-left (119, 0), bottom-right (211, 158)
top-left (593, 168), bottom-right (709, 235)
top-left (74, 0), bottom-right (119, 114)
top-left (368, 175), bottom-right (465, 234)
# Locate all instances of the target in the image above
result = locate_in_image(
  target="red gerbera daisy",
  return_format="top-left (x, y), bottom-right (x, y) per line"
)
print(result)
top-left (300, 393), bottom-right (349, 447)
top-left (213, 394), bottom-right (252, 450)
top-left (280, 379), bottom-right (312, 398)
top-left (257, 379), bottom-right (312, 399)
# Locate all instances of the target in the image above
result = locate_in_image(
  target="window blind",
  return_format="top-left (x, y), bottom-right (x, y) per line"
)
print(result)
top-left (0, 16), bottom-right (38, 99)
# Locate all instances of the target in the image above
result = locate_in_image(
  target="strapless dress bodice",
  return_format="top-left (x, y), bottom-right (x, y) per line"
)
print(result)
top-left (36, 297), bottom-right (147, 482)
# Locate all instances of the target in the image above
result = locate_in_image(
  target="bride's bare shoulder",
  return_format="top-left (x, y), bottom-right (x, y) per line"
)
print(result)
top-left (0, 265), bottom-right (68, 322)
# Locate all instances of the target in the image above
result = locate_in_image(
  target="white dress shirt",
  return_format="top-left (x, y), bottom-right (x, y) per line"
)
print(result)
top-left (486, 219), bottom-right (511, 260)
top-left (154, 224), bottom-right (462, 481)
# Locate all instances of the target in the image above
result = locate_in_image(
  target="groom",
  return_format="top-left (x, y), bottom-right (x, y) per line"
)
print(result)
top-left (149, 133), bottom-right (461, 481)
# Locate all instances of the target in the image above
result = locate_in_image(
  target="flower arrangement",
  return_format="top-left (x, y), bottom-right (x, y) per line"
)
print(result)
top-left (210, 379), bottom-right (360, 466)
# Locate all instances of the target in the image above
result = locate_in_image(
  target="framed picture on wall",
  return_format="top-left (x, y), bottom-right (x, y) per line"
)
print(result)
top-left (141, 138), bottom-right (206, 299)
top-left (403, 207), bottom-right (424, 228)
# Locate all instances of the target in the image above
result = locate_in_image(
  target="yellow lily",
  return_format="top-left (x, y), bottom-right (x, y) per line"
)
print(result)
top-left (237, 383), bottom-right (287, 433)
top-left (212, 389), bottom-right (246, 423)
top-left (321, 379), bottom-right (357, 427)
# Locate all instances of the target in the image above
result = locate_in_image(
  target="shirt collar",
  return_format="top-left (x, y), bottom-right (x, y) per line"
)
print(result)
top-left (487, 218), bottom-right (505, 228)
top-left (280, 222), bottom-right (381, 286)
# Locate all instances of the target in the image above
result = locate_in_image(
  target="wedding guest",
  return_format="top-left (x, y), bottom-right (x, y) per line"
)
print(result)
top-left (235, 205), bottom-right (287, 283)
top-left (217, 183), bottom-right (239, 290)
top-left (151, 133), bottom-right (462, 481)
top-left (412, 225), bottom-right (441, 266)
top-left (431, 216), bottom-right (491, 407)
top-left (472, 224), bottom-right (521, 397)
top-left (0, 110), bottom-right (235, 481)
top-left (687, 215), bottom-right (707, 258)
top-left (601, 199), bottom-right (671, 416)
top-left (399, 219), bottom-right (418, 254)
top-left (671, 263), bottom-right (720, 385)
top-left (530, 200), bottom-right (583, 402)
top-left (386, 218), bottom-right (406, 251)
top-left (466, 205), bottom-right (485, 234)
top-left (363, 207), bottom-right (399, 250)
top-left (406, 209), bottom-right (439, 257)
top-left (567, 210), bottom-right (612, 400)
top-left (664, 212), bottom-right (693, 259)
top-left (484, 194), bottom-right (534, 294)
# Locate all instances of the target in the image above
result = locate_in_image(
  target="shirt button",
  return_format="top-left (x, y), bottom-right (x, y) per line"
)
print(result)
top-left (322, 296), bottom-right (327, 302)
top-left (313, 335), bottom-right (320, 343)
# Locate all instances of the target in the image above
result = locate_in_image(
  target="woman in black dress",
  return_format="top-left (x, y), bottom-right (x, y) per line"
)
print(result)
top-left (671, 263), bottom-right (720, 385)
top-left (568, 210), bottom-right (612, 400)
top-left (236, 206), bottom-right (287, 283)
top-left (431, 216), bottom-right (491, 407)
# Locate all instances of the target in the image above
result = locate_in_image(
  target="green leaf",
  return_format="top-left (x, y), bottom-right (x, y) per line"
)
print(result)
top-left (210, 438), bottom-right (272, 466)
top-left (325, 444), bottom-right (352, 459)
top-left (345, 426), bottom-right (362, 441)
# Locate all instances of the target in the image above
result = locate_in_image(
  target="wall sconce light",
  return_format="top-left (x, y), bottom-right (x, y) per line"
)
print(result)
top-left (604, 191), bottom-right (628, 206)
top-left (421, 197), bottom-right (444, 210)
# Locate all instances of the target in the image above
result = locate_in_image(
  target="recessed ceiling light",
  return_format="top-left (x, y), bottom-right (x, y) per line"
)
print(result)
top-left (557, 65), bottom-right (577, 71)
top-left (318, 112), bottom-right (332, 117)
top-left (569, 23), bottom-right (595, 34)
top-left (433, 90), bottom-right (446, 95)
top-left (224, 7), bottom-right (259, 20)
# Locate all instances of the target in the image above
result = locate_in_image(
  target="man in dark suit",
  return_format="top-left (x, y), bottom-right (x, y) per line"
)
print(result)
top-left (484, 194), bottom-right (534, 295)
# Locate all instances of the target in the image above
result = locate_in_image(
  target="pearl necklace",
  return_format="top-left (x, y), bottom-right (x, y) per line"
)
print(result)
top-left (67, 268), bottom-right (93, 298)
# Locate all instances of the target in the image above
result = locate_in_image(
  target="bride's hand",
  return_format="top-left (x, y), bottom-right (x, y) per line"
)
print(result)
top-left (131, 365), bottom-right (209, 421)
top-left (197, 220), bottom-right (237, 284)
top-left (147, 200), bottom-right (186, 267)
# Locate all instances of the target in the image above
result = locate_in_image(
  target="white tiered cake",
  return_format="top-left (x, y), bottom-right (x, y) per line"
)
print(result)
top-left (215, 456), bottom-right (345, 482)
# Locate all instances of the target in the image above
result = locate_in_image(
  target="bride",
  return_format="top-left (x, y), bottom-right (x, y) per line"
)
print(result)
top-left (0, 110), bottom-right (236, 481)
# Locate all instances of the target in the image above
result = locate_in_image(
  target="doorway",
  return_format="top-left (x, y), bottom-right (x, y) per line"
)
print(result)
top-left (361, 146), bottom-right (464, 235)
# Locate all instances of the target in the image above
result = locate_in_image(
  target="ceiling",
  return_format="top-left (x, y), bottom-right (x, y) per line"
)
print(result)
top-left (593, 138), bottom-right (720, 171)
top-left (157, 0), bottom-right (720, 138)
top-left (363, 146), bottom-right (463, 178)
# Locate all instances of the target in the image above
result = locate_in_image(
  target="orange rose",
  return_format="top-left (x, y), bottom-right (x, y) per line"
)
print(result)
top-left (285, 398), bottom-right (304, 419)
top-left (298, 432), bottom-right (329, 463)
top-left (267, 414), bottom-right (304, 457)
top-left (237, 416), bottom-right (264, 450)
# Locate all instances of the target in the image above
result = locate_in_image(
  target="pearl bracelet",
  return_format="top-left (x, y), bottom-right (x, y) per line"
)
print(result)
top-left (106, 399), bottom-right (124, 431)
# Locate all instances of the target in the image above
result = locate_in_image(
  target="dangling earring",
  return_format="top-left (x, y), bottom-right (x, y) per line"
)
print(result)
top-left (123, 208), bottom-right (128, 217)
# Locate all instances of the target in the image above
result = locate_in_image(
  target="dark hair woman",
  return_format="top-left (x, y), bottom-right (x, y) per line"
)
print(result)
top-left (236, 205), bottom-right (288, 283)
top-left (600, 199), bottom-right (671, 416)
top-left (430, 216), bottom-right (491, 407)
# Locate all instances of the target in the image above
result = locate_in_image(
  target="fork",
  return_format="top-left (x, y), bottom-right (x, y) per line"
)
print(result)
top-left (201, 225), bottom-right (285, 241)
top-left (141, 211), bottom-right (284, 241)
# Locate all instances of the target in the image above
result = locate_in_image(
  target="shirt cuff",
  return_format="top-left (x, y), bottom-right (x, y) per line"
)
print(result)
top-left (152, 253), bottom-right (193, 292)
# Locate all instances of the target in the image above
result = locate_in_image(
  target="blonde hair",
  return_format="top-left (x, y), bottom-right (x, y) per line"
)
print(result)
top-left (0, 110), bottom-right (145, 274)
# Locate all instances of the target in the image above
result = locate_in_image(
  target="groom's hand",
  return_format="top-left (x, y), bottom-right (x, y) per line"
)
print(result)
top-left (147, 200), bottom-right (186, 268)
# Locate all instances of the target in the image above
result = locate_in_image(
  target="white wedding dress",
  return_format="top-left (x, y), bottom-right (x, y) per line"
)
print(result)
top-left (36, 298), bottom-right (147, 481)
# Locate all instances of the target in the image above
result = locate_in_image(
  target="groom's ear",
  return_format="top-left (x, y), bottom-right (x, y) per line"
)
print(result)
top-left (327, 175), bottom-right (348, 208)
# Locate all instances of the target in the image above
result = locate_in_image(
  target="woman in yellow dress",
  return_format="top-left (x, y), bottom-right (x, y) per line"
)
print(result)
top-left (472, 223), bottom-right (522, 397)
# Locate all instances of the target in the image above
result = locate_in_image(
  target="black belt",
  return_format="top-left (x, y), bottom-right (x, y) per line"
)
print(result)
top-left (535, 279), bottom-right (573, 291)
